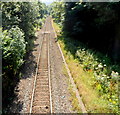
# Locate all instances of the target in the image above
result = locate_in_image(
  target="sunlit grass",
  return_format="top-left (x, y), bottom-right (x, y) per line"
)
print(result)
top-left (53, 22), bottom-right (61, 36)
top-left (62, 64), bottom-right (82, 113)
top-left (68, 83), bottom-right (82, 113)
top-left (59, 41), bottom-right (111, 113)
top-left (53, 22), bottom-right (119, 113)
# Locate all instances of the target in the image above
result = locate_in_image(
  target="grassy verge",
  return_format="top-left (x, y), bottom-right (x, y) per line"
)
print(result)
top-left (53, 22), bottom-right (119, 113)
top-left (54, 22), bottom-right (83, 112)
top-left (62, 64), bottom-right (82, 113)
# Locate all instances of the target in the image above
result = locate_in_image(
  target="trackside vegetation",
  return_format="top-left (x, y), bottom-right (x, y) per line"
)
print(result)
top-left (61, 2), bottom-right (120, 113)
top-left (52, 4), bottom-right (120, 112)
top-left (1, 2), bottom-right (47, 113)
top-left (50, 2), bottom-right (120, 61)
top-left (59, 36), bottom-right (119, 113)
top-left (1, 1), bottom-right (120, 114)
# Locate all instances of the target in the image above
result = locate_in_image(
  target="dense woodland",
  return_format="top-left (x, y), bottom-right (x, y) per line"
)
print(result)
top-left (1, 1), bottom-right (120, 114)
top-left (51, 2), bottom-right (120, 62)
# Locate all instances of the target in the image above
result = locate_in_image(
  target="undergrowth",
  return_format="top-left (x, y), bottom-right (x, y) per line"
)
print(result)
top-left (53, 22), bottom-right (119, 113)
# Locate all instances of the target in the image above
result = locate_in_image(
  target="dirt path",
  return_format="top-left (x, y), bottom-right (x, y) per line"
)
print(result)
top-left (9, 17), bottom-right (75, 113)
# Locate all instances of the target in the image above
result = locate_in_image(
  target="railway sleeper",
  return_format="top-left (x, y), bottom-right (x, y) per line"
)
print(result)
top-left (32, 106), bottom-right (50, 113)
top-left (36, 79), bottom-right (49, 83)
top-left (36, 77), bottom-right (49, 81)
top-left (35, 85), bottom-right (49, 89)
top-left (34, 96), bottom-right (50, 101)
top-left (33, 94), bottom-right (50, 99)
top-left (33, 101), bottom-right (50, 106)
top-left (37, 73), bottom-right (48, 76)
top-left (35, 88), bottom-right (49, 92)
top-left (34, 92), bottom-right (50, 96)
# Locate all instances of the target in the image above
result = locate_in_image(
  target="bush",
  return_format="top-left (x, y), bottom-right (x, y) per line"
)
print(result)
top-left (2, 26), bottom-right (26, 75)
top-left (1, 2), bottom-right (47, 112)
top-left (2, 2), bottom-right (46, 52)
top-left (61, 36), bottom-right (119, 113)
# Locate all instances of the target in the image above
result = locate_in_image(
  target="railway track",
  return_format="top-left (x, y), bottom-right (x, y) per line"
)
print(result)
top-left (29, 17), bottom-right (52, 114)
top-left (28, 16), bottom-right (87, 114)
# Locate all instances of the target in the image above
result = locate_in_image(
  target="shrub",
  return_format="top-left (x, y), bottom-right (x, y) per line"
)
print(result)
top-left (2, 26), bottom-right (26, 74)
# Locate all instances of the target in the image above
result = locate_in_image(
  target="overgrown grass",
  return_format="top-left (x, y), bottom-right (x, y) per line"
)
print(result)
top-left (53, 22), bottom-right (119, 113)
top-left (68, 83), bottom-right (82, 113)
top-left (62, 64), bottom-right (82, 113)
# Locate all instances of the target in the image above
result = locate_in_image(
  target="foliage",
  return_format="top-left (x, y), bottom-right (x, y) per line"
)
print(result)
top-left (2, 26), bottom-right (26, 74)
top-left (63, 2), bottom-right (120, 61)
top-left (49, 2), bottom-right (65, 26)
top-left (1, 2), bottom-right (47, 112)
top-left (2, 2), bottom-right (47, 51)
top-left (2, 26), bottom-right (26, 112)
top-left (38, 2), bottom-right (48, 19)
top-left (53, 22), bottom-right (119, 113)
top-left (2, 1), bottom-right (47, 77)
top-left (59, 35), bottom-right (119, 113)
top-left (75, 43), bottom-right (119, 113)
top-left (62, 4), bottom-right (120, 111)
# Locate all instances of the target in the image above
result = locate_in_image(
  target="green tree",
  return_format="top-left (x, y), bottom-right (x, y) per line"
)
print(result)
top-left (1, 2), bottom-right (47, 112)
top-left (63, 2), bottom-right (120, 61)
top-left (49, 2), bottom-right (65, 26)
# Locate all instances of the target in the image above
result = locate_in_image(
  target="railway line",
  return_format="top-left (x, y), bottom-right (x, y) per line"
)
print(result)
top-left (29, 17), bottom-right (52, 114)
top-left (27, 16), bottom-right (87, 114)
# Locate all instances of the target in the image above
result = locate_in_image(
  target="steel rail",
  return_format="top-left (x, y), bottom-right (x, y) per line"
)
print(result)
top-left (47, 18), bottom-right (53, 113)
top-left (29, 19), bottom-right (49, 114)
